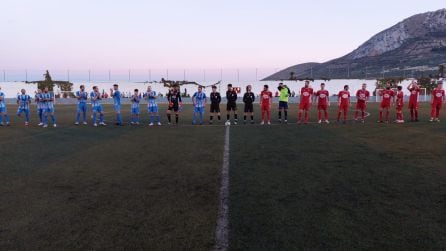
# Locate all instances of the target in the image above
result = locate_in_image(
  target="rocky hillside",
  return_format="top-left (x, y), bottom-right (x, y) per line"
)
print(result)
top-left (264, 9), bottom-right (446, 80)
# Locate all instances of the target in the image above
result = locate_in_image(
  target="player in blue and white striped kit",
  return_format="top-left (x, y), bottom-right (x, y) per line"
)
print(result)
top-left (130, 89), bottom-right (140, 125)
top-left (42, 87), bottom-right (57, 128)
top-left (91, 86), bottom-right (106, 127)
top-left (74, 85), bottom-right (88, 125)
top-left (0, 86), bottom-right (10, 126)
top-left (110, 84), bottom-right (123, 126)
top-left (35, 89), bottom-right (44, 126)
top-left (144, 85), bottom-right (161, 126)
top-left (16, 89), bottom-right (31, 126)
top-left (192, 86), bottom-right (207, 125)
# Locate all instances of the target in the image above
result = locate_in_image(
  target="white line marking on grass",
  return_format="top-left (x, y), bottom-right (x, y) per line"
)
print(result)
top-left (214, 125), bottom-right (230, 251)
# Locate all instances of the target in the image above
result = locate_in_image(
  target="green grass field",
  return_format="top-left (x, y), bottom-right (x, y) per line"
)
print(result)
top-left (1, 103), bottom-right (446, 249)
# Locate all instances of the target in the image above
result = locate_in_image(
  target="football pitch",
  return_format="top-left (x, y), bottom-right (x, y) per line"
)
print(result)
top-left (1, 103), bottom-right (446, 249)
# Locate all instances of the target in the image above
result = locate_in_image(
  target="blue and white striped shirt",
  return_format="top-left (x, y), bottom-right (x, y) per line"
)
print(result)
top-left (145, 91), bottom-right (158, 108)
top-left (193, 92), bottom-right (206, 108)
top-left (112, 90), bottom-right (121, 105)
top-left (42, 92), bottom-right (54, 109)
top-left (17, 94), bottom-right (31, 109)
top-left (0, 92), bottom-right (5, 108)
top-left (90, 91), bottom-right (102, 107)
top-left (35, 93), bottom-right (44, 110)
top-left (131, 95), bottom-right (140, 109)
top-left (76, 91), bottom-right (88, 104)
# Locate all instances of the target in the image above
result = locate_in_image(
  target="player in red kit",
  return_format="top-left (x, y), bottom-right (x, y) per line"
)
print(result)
top-left (354, 83), bottom-right (370, 123)
top-left (298, 80), bottom-right (313, 124)
top-left (315, 83), bottom-right (330, 124)
top-left (407, 81), bottom-right (421, 122)
top-left (395, 86), bottom-right (405, 123)
top-left (378, 82), bottom-right (395, 123)
top-left (337, 85), bottom-right (350, 124)
top-left (260, 84), bottom-right (273, 125)
top-left (430, 82), bottom-right (445, 122)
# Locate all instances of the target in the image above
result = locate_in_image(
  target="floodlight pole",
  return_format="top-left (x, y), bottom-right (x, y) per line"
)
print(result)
top-left (220, 69), bottom-right (223, 92)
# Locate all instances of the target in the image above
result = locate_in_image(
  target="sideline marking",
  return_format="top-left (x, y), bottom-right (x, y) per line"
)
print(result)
top-left (214, 126), bottom-right (230, 251)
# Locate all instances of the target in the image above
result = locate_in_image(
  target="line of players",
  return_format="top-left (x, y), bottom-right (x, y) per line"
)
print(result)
top-left (0, 86), bottom-right (56, 127)
top-left (68, 81), bottom-right (445, 126)
top-left (0, 80), bottom-right (445, 127)
top-left (292, 80), bottom-right (445, 124)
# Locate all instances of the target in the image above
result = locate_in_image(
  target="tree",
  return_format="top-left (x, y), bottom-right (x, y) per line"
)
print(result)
top-left (417, 77), bottom-right (436, 94)
top-left (38, 70), bottom-right (55, 91)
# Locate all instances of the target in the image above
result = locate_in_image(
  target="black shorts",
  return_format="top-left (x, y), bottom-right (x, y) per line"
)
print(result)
top-left (279, 101), bottom-right (288, 109)
top-left (227, 103), bottom-right (237, 111)
top-left (244, 103), bottom-right (254, 113)
top-left (168, 105), bottom-right (179, 112)
top-left (210, 103), bottom-right (220, 113)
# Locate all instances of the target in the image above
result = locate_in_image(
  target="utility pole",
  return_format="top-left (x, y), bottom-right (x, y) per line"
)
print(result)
top-left (25, 69), bottom-right (28, 82)
top-left (128, 69), bottom-right (131, 82)
top-left (166, 69), bottom-right (169, 80)
top-left (203, 69), bottom-right (206, 83)
top-left (183, 69), bottom-right (186, 81)
top-left (67, 69), bottom-right (70, 82)
top-left (237, 69), bottom-right (240, 83)
top-left (3, 70), bottom-right (5, 82)
top-left (88, 70), bottom-right (91, 83)
top-left (148, 69), bottom-right (151, 82)
top-left (108, 70), bottom-right (111, 81)
top-left (220, 69), bottom-right (223, 93)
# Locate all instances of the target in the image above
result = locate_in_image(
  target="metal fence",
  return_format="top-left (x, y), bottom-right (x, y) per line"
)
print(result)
top-left (0, 68), bottom-right (280, 83)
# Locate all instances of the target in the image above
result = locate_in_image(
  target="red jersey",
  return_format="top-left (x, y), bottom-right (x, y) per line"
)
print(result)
top-left (316, 90), bottom-right (329, 105)
top-left (338, 91), bottom-right (350, 105)
top-left (300, 87), bottom-right (313, 104)
top-left (432, 89), bottom-right (445, 103)
top-left (260, 90), bottom-right (272, 105)
top-left (409, 87), bottom-right (420, 103)
top-left (356, 89), bottom-right (370, 103)
top-left (381, 89), bottom-right (395, 105)
top-left (396, 91), bottom-right (404, 106)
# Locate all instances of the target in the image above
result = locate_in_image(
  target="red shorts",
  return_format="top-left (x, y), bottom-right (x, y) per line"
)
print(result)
top-left (408, 101), bottom-right (418, 109)
top-left (380, 103), bottom-right (391, 109)
top-left (299, 102), bottom-right (310, 110)
top-left (318, 104), bottom-right (328, 110)
top-left (356, 102), bottom-right (366, 110)
top-left (261, 105), bottom-right (270, 111)
top-left (396, 105), bottom-right (403, 111)
top-left (339, 103), bottom-right (349, 111)
top-left (432, 102), bottom-right (442, 110)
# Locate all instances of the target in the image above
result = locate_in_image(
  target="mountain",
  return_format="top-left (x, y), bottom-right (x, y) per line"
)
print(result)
top-left (264, 9), bottom-right (446, 80)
